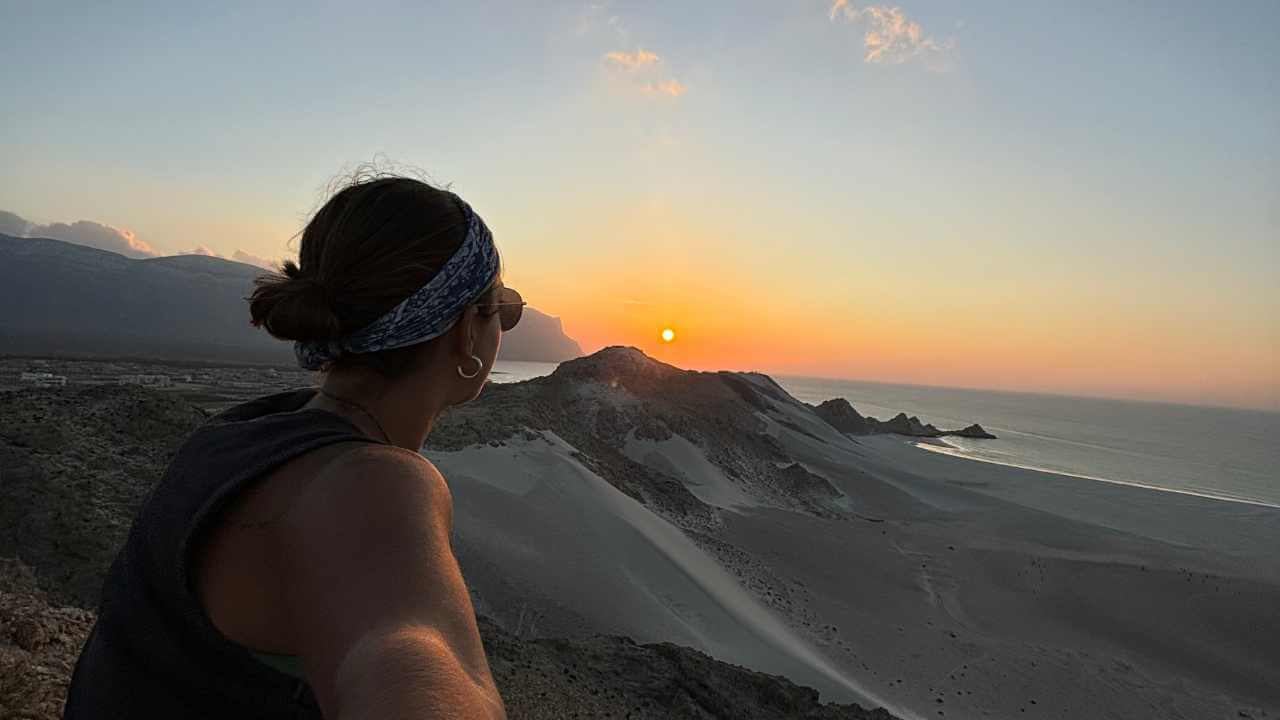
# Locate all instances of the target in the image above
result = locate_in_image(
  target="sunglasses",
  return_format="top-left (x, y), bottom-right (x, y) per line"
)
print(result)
top-left (480, 286), bottom-right (526, 331)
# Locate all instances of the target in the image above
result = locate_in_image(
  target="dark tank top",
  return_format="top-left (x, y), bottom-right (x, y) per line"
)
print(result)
top-left (65, 388), bottom-right (381, 719)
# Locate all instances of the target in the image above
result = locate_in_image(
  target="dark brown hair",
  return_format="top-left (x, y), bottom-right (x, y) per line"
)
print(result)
top-left (249, 176), bottom-right (492, 374)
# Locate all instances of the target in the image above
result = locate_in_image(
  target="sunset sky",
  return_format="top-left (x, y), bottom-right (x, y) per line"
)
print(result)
top-left (2, 1), bottom-right (1277, 409)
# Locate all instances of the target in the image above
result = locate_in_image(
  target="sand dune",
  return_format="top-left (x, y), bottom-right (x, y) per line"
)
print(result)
top-left (426, 349), bottom-right (1280, 719)
top-left (622, 429), bottom-right (758, 510)
top-left (429, 430), bottom-right (910, 717)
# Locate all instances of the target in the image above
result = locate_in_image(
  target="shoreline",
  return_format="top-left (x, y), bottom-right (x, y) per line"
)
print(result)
top-left (909, 439), bottom-right (1280, 510)
top-left (769, 428), bottom-right (1280, 716)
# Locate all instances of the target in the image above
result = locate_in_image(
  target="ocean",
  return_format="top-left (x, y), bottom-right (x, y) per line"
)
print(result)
top-left (489, 360), bottom-right (562, 384)
top-left (491, 361), bottom-right (1280, 508)
top-left (777, 376), bottom-right (1280, 509)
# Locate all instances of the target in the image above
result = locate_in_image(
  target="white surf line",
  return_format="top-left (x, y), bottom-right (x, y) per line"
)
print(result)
top-left (910, 441), bottom-right (1280, 511)
top-left (542, 431), bottom-right (924, 720)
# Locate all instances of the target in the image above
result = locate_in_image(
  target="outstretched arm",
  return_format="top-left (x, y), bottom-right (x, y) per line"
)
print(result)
top-left (280, 444), bottom-right (505, 719)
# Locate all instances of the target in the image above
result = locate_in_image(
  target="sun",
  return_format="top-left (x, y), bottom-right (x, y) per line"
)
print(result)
top-left (661, 328), bottom-right (676, 343)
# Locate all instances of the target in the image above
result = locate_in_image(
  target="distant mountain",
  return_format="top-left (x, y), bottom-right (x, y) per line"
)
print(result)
top-left (0, 234), bottom-right (582, 365)
top-left (494, 306), bottom-right (583, 363)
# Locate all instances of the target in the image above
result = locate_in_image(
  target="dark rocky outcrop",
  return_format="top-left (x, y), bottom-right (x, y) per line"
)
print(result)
top-left (812, 399), bottom-right (996, 440)
top-left (0, 385), bottom-right (207, 607)
top-left (873, 412), bottom-right (940, 437)
top-left (812, 399), bottom-right (871, 435)
top-left (943, 423), bottom-right (997, 439)
top-left (1, 558), bottom-right (96, 719)
top-left (480, 615), bottom-right (894, 720)
top-left (430, 346), bottom-right (846, 522)
top-left (774, 463), bottom-right (844, 516)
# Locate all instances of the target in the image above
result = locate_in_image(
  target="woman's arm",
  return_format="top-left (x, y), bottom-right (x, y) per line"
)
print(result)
top-left (278, 444), bottom-right (505, 719)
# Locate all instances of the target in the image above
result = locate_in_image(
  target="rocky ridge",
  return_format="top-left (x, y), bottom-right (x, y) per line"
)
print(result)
top-left (428, 347), bottom-right (854, 527)
top-left (812, 398), bottom-right (996, 440)
top-left (430, 348), bottom-right (995, 531)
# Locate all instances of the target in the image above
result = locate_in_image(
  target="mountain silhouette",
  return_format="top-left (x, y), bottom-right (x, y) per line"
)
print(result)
top-left (0, 233), bottom-right (582, 365)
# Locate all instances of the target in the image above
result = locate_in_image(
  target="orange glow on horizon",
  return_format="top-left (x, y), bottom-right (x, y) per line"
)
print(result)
top-left (511, 287), bottom-right (1279, 411)
top-left (497, 204), bottom-right (1278, 412)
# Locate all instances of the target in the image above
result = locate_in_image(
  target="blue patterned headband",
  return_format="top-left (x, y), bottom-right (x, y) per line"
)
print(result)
top-left (295, 199), bottom-right (500, 370)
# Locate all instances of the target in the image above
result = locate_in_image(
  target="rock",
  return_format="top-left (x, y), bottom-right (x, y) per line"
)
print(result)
top-left (0, 385), bottom-right (205, 607)
top-left (479, 615), bottom-right (895, 720)
top-left (812, 399), bottom-right (871, 436)
top-left (775, 463), bottom-right (842, 506)
top-left (0, 558), bottom-right (96, 720)
top-left (433, 347), bottom-right (850, 522)
top-left (939, 424), bottom-right (997, 439)
top-left (867, 413), bottom-right (941, 437)
top-left (550, 346), bottom-right (682, 392)
top-left (811, 400), bottom-right (996, 441)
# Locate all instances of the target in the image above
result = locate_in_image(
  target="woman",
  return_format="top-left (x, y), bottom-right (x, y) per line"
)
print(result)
top-left (66, 176), bottom-right (520, 719)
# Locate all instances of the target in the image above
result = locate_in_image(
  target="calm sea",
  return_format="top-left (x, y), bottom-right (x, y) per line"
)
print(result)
top-left (489, 360), bottom-right (561, 384)
top-left (491, 361), bottom-right (1280, 508)
top-left (777, 376), bottom-right (1280, 509)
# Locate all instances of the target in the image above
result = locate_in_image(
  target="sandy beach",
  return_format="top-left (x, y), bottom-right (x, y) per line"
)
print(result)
top-left (427, 353), bottom-right (1280, 720)
top-left (734, 433), bottom-right (1280, 718)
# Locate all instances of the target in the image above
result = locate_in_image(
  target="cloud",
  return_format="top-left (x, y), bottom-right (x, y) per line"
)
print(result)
top-left (645, 79), bottom-right (687, 97)
top-left (4, 208), bottom-right (279, 268)
top-left (232, 249), bottom-right (279, 271)
top-left (3, 209), bottom-right (157, 257)
top-left (828, 1), bottom-right (951, 66)
top-left (27, 218), bottom-right (158, 258)
top-left (0, 210), bottom-right (31, 237)
top-left (604, 48), bottom-right (660, 70)
top-left (584, 4), bottom-right (687, 100)
top-left (601, 47), bottom-right (687, 100)
top-left (183, 244), bottom-right (279, 270)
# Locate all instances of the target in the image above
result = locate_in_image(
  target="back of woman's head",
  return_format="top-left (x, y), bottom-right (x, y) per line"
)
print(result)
top-left (250, 177), bottom-right (468, 346)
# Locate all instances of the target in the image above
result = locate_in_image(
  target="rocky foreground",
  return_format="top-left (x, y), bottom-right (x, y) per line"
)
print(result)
top-left (0, 381), bottom-right (892, 719)
top-left (0, 556), bottom-right (888, 720)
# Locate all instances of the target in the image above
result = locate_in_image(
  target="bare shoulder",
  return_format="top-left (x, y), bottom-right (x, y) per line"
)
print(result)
top-left (276, 443), bottom-right (487, 715)
top-left (317, 442), bottom-right (447, 485)
top-left (293, 443), bottom-right (453, 537)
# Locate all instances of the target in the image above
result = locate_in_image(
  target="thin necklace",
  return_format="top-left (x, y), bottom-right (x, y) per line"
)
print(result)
top-left (318, 388), bottom-right (392, 445)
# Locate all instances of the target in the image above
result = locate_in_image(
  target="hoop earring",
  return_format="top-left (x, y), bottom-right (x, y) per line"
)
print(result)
top-left (457, 354), bottom-right (484, 379)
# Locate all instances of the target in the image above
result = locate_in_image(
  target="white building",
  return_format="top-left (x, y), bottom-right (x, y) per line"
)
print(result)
top-left (118, 374), bottom-right (172, 388)
top-left (19, 372), bottom-right (68, 387)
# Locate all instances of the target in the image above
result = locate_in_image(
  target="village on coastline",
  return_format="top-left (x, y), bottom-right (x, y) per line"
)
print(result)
top-left (2, 356), bottom-right (313, 411)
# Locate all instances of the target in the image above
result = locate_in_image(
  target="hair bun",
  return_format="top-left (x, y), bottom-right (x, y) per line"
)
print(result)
top-left (248, 261), bottom-right (343, 343)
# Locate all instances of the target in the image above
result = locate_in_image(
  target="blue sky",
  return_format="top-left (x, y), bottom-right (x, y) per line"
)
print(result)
top-left (2, 1), bottom-right (1277, 407)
